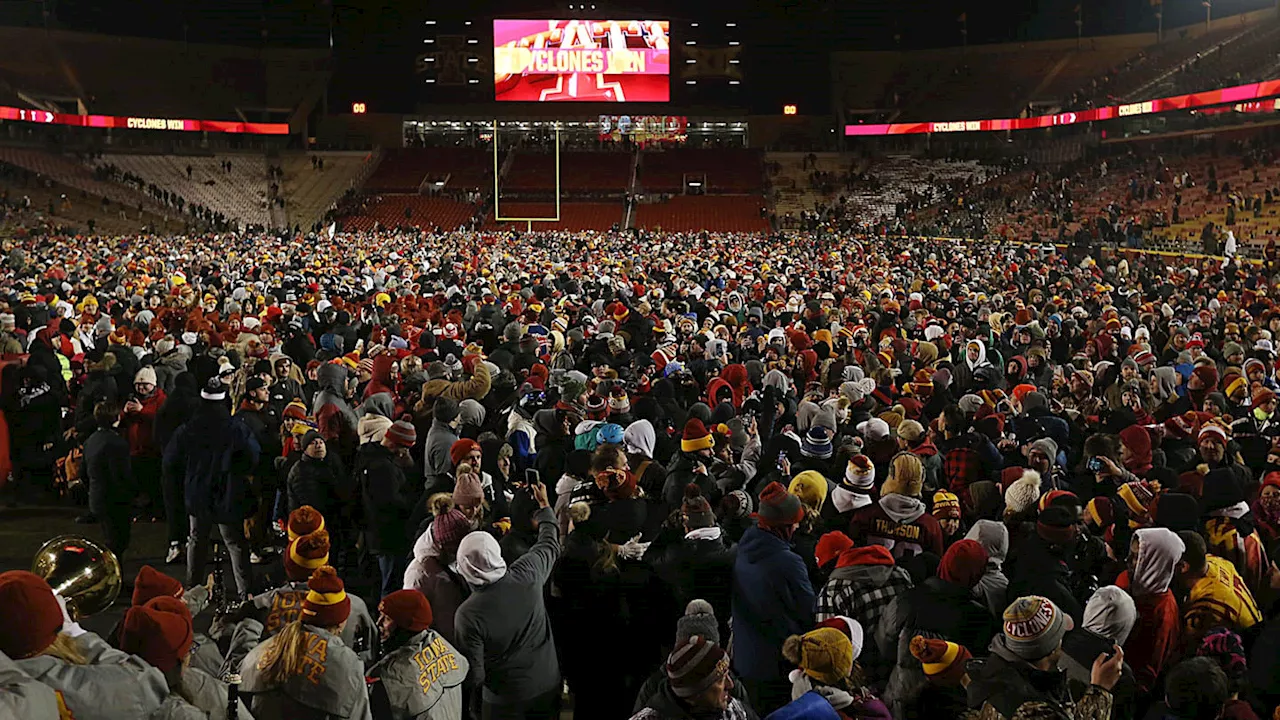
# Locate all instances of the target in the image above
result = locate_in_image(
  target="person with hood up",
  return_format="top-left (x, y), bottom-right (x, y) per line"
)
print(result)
top-left (232, 565), bottom-right (372, 720)
top-left (403, 508), bottom-right (471, 647)
top-left (0, 570), bottom-right (170, 720)
top-left (423, 398), bottom-right (460, 498)
top-left (965, 519), bottom-right (1010, 616)
top-left (313, 361), bottom-right (359, 461)
top-left (1059, 586), bottom-right (1139, 720)
top-left (367, 589), bottom-right (469, 720)
top-left (782, 622), bottom-right (891, 720)
top-left (1116, 527), bottom-right (1184, 693)
top-left (879, 539), bottom-right (996, 718)
top-left (953, 339), bottom-right (995, 396)
top-left (625, 418), bottom-right (669, 499)
top-left (731, 482), bottom-right (814, 715)
top-left (848, 452), bottom-right (944, 559)
top-left (453, 480), bottom-right (561, 720)
top-left (966, 595), bottom-right (1124, 720)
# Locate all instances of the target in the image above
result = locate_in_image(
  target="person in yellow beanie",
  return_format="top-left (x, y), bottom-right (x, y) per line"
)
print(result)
top-left (789, 470), bottom-right (832, 588)
top-left (782, 625), bottom-right (888, 718)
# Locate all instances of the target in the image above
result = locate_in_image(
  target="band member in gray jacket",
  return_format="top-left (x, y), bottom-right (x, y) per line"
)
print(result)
top-left (234, 566), bottom-right (371, 720)
top-left (0, 570), bottom-right (169, 720)
top-left (368, 589), bottom-right (469, 720)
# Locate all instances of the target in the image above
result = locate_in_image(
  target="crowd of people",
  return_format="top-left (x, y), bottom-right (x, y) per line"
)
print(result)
top-left (0, 225), bottom-right (1279, 720)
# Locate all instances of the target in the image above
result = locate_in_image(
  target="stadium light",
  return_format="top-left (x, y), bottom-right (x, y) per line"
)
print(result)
top-left (726, 22), bottom-right (737, 27)
top-left (425, 20), bottom-right (436, 24)
top-left (691, 22), bottom-right (699, 27)
top-left (729, 41), bottom-right (740, 45)
top-left (352, 102), bottom-right (367, 114)
top-left (783, 104), bottom-right (797, 115)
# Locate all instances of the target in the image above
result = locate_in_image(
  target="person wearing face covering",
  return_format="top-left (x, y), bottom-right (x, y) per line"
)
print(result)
top-left (452, 481), bottom-right (561, 720)
top-left (965, 520), bottom-right (1010, 616)
top-left (1115, 528), bottom-right (1184, 694)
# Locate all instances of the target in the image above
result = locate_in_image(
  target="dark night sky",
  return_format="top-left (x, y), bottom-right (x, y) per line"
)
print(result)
top-left (6, 0), bottom-right (1275, 114)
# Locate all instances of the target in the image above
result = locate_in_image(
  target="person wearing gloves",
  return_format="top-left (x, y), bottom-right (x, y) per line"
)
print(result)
top-left (0, 570), bottom-right (169, 720)
top-left (119, 596), bottom-right (254, 720)
top-left (367, 589), bottom-right (469, 720)
top-left (732, 482), bottom-right (814, 715)
top-left (967, 595), bottom-right (1124, 720)
top-left (453, 480), bottom-right (562, 720)
top-left (782, 620), bottom-right (890, 720)
top-left (234, 565), bottom-right (371, 720)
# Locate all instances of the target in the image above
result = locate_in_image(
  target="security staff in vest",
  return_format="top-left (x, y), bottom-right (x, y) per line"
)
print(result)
top-left (368, 589), bottom-right (468, 720)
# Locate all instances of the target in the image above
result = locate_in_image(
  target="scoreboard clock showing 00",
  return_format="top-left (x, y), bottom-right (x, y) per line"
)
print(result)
top-left (493, 19), bottom-right (670, 102)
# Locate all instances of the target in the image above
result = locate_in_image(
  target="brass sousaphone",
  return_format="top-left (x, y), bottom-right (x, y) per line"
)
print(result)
top-left (31, 535), bottom-right (122, 621)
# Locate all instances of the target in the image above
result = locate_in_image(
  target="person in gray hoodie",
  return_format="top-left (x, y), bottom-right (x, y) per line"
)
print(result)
top-left (424, 398), bottom-right (460, 497)
top-left (965, 519), bottom-right (1010, 616)
top-left (453, 481), bottom-right (561, 720)
top-left (0, 571), bottom-right (169, 720)
top-left (313, 362), bottom-right (359, 460)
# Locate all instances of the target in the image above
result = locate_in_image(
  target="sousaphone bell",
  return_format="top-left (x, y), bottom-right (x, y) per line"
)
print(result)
top-left (31, 535), bottom-right (122, 621)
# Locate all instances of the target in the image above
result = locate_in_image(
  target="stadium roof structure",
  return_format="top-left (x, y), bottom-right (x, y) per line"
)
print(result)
top-left (0, 26), bottom-right (330, 127)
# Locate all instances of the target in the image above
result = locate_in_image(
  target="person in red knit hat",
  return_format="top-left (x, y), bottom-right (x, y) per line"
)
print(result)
top-left (236, 565), bottom-right (370, 719)
top-left (661, 418), bottom-right (722, 508)
top-left (0, 570), bottom-right (170, 719)
top-left (368, 589), bottom-right (469, 720)
top-left (241, 529), bottom-right (377, 661)
top-left (104, 565), bottom-right (224, 678)
top-left (731, 481), bottom-right (813, 714)
top-left (121, 595), bottom-right (254, 719)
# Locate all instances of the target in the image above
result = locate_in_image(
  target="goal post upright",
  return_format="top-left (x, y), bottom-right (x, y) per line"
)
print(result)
top-left (493, 120), bottom-right (561, 229)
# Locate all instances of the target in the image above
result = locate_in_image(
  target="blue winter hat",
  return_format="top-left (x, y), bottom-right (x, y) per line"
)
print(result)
top-left (801, 426), bottom-right (834, 460)
top-left (596, 423), bottom-right (624, 446)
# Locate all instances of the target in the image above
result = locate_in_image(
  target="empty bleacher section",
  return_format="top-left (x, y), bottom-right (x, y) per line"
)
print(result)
top-left (279, 152), bottom-right (376, 230)
top-left (89, 155), bottom-right (272, 228)
top-left (364, 148), bottom-right (493, 194)
top-left (0, 27), bottom-right (328, 123)
top-left (339, 195), bottom-right (482, 233)
top-left (635, 196), bottom-right (770, 233)
top-left (0, 146), bottom-right (164, 215)
top-left (503, 150), bottom-right (633, 193)
top-left (832, 10), bottom-right (1276, 123)
top-left (637, 149), bottom-right (764, 193)
top-left (486, 203), bottom-right (624, 231)
top-left (0, 161), bottom-right (170, 235)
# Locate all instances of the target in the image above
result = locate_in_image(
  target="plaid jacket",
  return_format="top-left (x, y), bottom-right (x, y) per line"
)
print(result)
top-left (815, 562), bottom-right (914, 634)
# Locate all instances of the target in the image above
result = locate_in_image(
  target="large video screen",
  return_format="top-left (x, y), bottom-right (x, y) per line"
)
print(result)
top-left (493, 20), bottom-right (670, 102)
